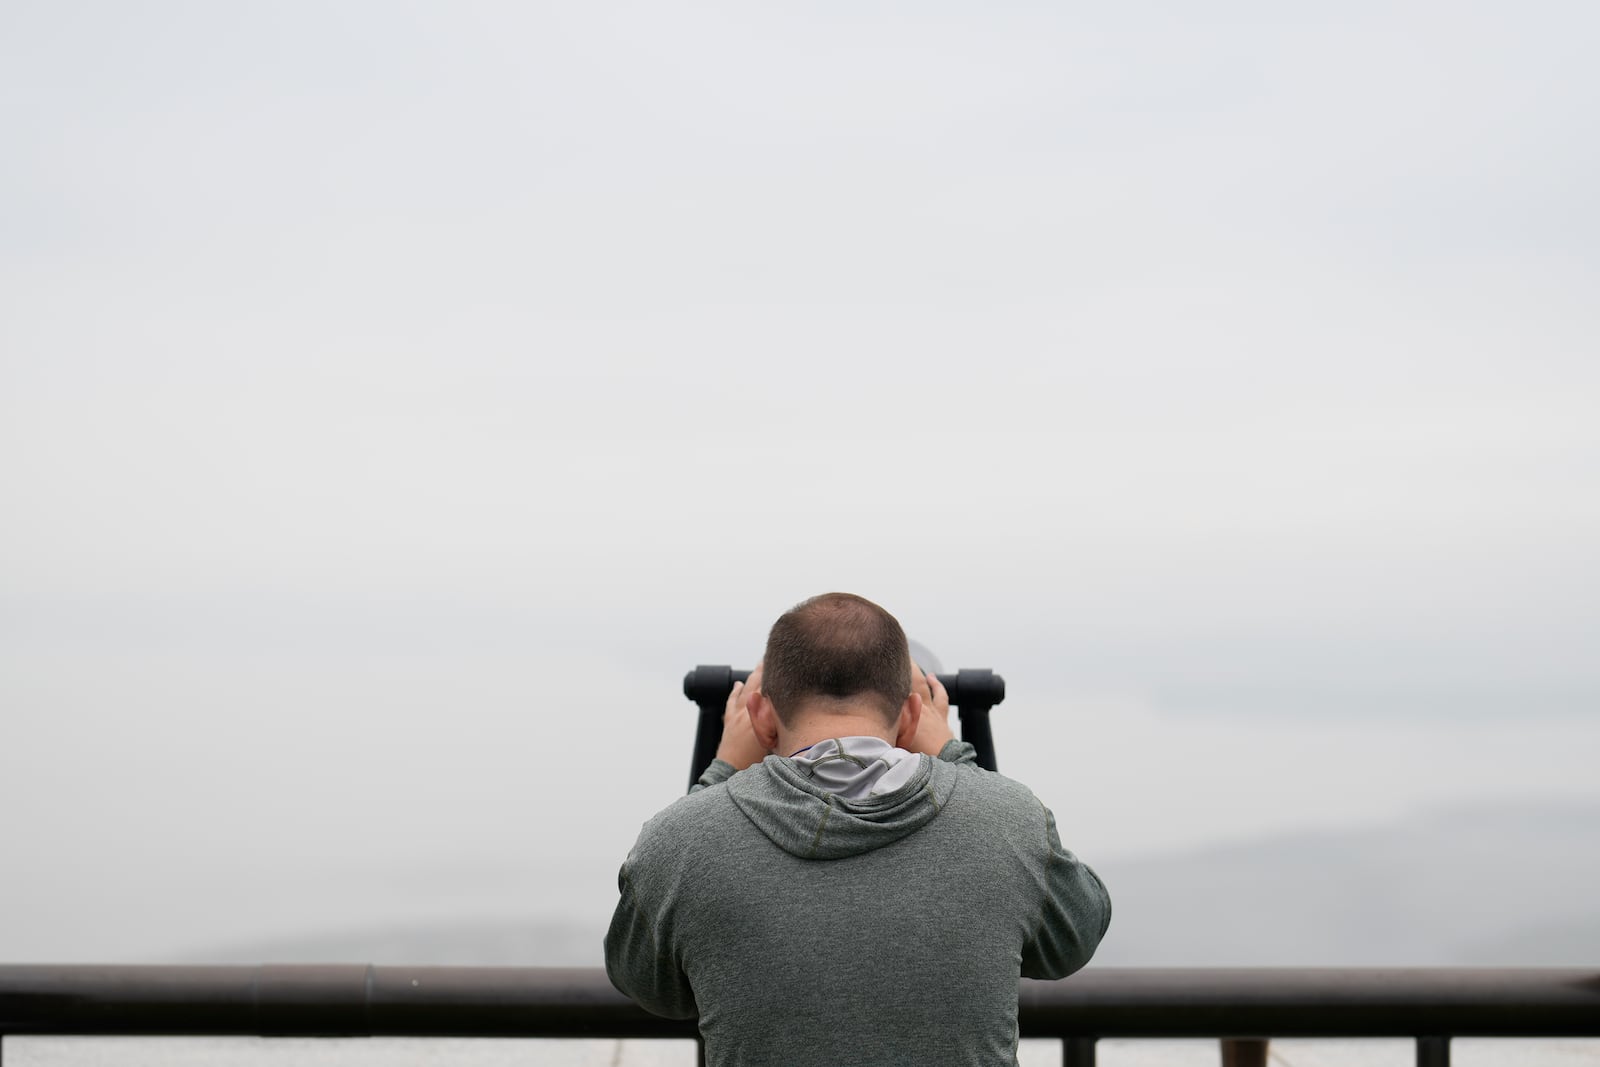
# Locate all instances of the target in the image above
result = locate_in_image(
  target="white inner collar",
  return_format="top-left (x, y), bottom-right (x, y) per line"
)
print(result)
top-left (790, 736), bottom-right (921, 800)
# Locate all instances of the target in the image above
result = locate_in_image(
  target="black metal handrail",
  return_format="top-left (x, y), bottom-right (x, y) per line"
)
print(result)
top-left (3, 966), bottom-right (1597, 1066)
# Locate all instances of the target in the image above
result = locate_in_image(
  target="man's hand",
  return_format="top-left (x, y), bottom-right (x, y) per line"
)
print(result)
top-left (714, 662), bottom-right (770, 771)
top-left (908, 667), bottom-right (956, 756)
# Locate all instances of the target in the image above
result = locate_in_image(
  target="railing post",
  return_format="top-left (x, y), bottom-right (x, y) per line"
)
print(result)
top-left (1417, 1035), bottom-right (1450, 1067)
top-left (1063, 1036), bottom-right (1096, 1066)
top-left (1221, 1038), bottom-right (1269, 1066)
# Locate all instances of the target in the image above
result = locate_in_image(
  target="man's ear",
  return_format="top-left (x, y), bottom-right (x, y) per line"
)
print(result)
top-left (747, 689), bottom-right (781, 752)
top-left (894, 692), bottom-right (923, 750)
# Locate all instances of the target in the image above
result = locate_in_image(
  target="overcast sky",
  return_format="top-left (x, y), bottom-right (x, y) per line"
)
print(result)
top-left (2, 1), bottom-right (1597, 963)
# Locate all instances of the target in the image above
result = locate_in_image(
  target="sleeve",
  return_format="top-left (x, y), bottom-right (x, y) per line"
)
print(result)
top-left (1020, 803), bottom-right (1113, 980)
top-left (937, 739), bottom-right (979, 765)
top-left (603, 862), bottom-right (699, 1019)
top-left (689, 758), bottom-right (737, 793)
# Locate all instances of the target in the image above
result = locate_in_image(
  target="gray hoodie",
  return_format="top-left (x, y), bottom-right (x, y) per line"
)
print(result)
top-left (605, 740), bottom-right (1111, 1067)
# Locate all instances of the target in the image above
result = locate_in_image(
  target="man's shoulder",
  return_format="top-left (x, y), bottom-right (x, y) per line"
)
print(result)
top-left (936, 742), bottom-right (1042, 810)
top-left (938, 760), bottom-right (1050, 838)
top-left (631, 778), bottom-right (747, 855)
top-left (938, 753), bottom-right (1040, 802)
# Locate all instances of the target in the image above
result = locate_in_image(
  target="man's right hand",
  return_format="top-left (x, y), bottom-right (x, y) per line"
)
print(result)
top-left (714, 662), bottom-right (770, 771)
top-left (908, 667), bottom-right (956, 756)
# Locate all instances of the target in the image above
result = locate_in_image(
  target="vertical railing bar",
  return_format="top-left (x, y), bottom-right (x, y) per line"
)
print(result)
top-left (1417, 1035), bottom-right (1450, 1067)
top-left (1063, 1036), bottom-right (1096, 1067)
top-left (1221, 1037), bottom-right (1270, 1066)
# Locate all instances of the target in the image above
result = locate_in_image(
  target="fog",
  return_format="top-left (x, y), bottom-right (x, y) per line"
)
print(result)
top-left (2, 1), bottom-right (1597, 966)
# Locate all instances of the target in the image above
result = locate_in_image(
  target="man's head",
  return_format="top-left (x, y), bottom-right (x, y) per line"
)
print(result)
top-left (759, 592), bottom-right (913, 725)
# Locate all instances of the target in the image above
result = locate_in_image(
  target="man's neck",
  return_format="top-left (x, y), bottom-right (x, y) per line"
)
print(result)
top-left (777, 708), bottom-right (897, 757)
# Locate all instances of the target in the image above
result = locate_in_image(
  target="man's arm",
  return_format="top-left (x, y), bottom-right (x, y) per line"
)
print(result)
top-left (603, 863), bottom-right (698, 1019)
top-left (690, 758), bottom-right (738, 792)
top-left (692, 664), bottom-right (769, 793)
top-left (1020, 803), bottom-right (1112, 979)
top-left (611, 667), bottom-right (770, 1008)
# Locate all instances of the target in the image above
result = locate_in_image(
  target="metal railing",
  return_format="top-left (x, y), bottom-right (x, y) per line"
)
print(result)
top-left (3, 965), bottom-right (1598, 1066)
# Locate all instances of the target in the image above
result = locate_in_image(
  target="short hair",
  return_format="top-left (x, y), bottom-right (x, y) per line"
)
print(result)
top-left (761, 593), bottom-right (912, 724)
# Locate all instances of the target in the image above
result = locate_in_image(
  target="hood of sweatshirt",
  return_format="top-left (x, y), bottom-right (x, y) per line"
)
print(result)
top-left (724, 745), bottom-right (963, 860)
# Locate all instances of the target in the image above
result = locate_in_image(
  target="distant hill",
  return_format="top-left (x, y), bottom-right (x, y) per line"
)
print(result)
top-left (188, 918), bottom-right (606, 967)
top-left (1091, 798), bottom-right (1600, 965)
top-left (187, 799), bottom-right (1600, 968)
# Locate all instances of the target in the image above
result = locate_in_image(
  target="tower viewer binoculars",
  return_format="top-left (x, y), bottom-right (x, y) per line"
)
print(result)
top-left (681, 665), bottom-right (1005, 791)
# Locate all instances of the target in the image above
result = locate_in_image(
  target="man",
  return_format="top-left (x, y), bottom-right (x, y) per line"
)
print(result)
top-left (605, 593), bottom-right (1111, 1066)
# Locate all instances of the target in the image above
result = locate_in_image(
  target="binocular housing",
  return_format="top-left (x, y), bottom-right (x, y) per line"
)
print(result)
top-left (682, 664), bottom-right (1005, 790)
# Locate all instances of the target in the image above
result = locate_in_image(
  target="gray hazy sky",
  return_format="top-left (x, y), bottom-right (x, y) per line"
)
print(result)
top-left (2, 1), bottom-right (1597, 962)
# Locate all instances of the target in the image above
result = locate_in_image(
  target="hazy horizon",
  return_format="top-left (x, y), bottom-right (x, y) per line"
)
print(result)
top-left (4, 1), bottom-right (1597, 967)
